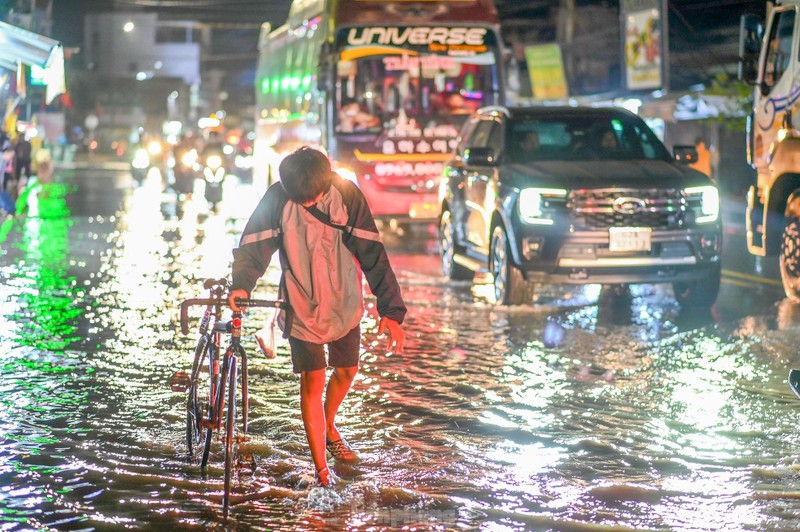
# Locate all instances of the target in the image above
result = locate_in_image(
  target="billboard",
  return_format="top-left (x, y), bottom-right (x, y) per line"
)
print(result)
top-left (524, 44), bottom-right (568, 100)
top-left (622, 0), bottom-right (664, 91)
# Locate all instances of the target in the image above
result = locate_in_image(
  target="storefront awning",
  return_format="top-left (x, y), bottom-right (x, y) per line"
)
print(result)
top-left (0, 21), bottom-right (65, 104)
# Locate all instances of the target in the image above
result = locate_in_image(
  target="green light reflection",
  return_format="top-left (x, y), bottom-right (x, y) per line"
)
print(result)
top-left (1, 181), bottom-right (83, 353)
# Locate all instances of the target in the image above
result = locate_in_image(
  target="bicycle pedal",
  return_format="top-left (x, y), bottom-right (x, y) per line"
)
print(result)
top-left (169, 371), bottom-right (191, 392)
top-left (237, 455), bottom-right (257, 472)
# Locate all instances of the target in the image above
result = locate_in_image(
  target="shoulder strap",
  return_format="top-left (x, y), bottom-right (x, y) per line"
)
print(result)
top-left (303, 204), bottom-right (348, 232)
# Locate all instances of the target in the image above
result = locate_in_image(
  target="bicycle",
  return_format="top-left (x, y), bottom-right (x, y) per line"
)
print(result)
top-left (170, 278), bottom-right (285, 518)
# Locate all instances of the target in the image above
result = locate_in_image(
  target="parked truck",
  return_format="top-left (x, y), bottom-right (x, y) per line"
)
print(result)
top-left (739, 4), bottom-right (800, 300)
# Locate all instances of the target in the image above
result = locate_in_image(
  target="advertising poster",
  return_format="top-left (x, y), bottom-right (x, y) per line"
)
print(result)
top-left (524, 44), bottom-right (568, 100)
top-left (622, 0), bottom-right (662, 90)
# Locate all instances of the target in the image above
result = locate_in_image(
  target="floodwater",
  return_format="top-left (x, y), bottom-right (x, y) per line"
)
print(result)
top-left (2, 168), bottom-right (800, 531)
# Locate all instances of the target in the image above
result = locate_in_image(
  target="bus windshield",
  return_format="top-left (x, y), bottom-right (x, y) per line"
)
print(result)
top-left (335, 50), bottom-right (497, 135)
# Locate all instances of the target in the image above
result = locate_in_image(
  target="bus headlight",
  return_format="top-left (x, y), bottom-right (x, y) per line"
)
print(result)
top-left (335, 166), bottom-right (359, 186)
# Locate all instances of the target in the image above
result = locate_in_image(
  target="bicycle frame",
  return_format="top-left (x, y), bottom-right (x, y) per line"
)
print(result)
top-left (178, 283), bottom-right (285, 519)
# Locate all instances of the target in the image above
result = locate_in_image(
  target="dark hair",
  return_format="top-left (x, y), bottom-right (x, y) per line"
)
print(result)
top-left (279, 146), bottom-right (334, 203)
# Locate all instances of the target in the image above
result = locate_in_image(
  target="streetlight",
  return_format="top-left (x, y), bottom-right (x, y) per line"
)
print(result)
top-left (167, 91), bottom-right (179, 120)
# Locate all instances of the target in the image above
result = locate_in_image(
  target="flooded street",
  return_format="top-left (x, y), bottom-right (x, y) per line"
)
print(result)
top-left (3, 165), bottom-right (800, 531)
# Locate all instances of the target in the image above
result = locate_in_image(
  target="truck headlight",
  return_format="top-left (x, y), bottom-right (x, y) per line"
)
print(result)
top-left (685, 185), bottom-right (719, 224)
top-left (519, 187), bottom-right (567, 225)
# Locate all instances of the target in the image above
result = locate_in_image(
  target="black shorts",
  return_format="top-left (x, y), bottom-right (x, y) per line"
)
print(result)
top-left (288, 325), bottom-right (360, 373)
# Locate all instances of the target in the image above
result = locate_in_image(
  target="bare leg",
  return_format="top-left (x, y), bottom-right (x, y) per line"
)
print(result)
top-left (299, 368), bottom-right (328, 473)
top-left (324, 365), bottom-right (358, 442)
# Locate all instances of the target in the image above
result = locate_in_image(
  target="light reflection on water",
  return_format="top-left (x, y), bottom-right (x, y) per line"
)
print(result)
top-left (2, 170), bottom-right (800, 530)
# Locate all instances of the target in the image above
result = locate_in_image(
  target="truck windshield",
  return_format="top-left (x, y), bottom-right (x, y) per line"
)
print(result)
top-left (507, 115), bottom-right (672, 163)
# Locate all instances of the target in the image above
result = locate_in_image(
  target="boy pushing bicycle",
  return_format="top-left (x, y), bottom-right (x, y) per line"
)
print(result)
top-left (228, 147), bottom-right (406, 487)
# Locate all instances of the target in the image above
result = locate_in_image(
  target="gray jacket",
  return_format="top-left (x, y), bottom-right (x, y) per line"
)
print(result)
top-left (231, 176), bottom-right (406, 343)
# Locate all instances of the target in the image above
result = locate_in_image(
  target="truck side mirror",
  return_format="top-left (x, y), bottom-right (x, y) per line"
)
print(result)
top-left (738, 13), bottom-right (763, 85)
top-left (673, 145), bottom-right (698, 165)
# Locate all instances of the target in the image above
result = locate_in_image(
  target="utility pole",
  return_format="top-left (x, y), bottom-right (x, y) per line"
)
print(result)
top-left (660, 0), bottom-right (669, 93)
top-left (557, 0), bottom-right (575, 88)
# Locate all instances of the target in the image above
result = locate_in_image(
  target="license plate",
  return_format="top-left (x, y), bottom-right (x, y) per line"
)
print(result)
top-left (608, 227), bottom-right (651, 252)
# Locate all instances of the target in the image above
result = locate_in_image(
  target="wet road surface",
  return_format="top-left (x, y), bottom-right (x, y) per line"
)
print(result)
top-left (1, 165), bottom-right (800, 530)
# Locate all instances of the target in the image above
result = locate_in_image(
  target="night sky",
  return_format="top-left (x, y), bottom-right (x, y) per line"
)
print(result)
top-left (52, 0), bottom-right (90, 47)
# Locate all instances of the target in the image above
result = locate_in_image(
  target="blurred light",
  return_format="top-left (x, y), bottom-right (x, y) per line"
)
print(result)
top-left (543, 319), bottom-right (566, 348)
top-left (132, 148), bottom-right (150, 169)
top-left (205, 155), bottom-right (223, 170)
top-left (123, 21), bottom-right (134, 32)
top-left (621, 98), bottom-right (642, 114)
top-left (146, 140), bottom-right (162, 156)
top-left (197, 117), bottom-right (221, 129)
top-left (163, 121), bottom-right (182, 136)
top-left (335, 166), bottom-right (359, 185)
top-left (154, 61), bottom-right (163, 70)
top-left (235, 154), bottom-right (253, 169)
top-left (135, 71), bottom-right (148, 81)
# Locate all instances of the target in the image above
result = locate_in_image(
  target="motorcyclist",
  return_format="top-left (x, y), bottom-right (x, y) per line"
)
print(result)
top-left (201, 131), bottom-right (225, 162)
top-left (172, 133), bottom-right (198, 195)
top-left (200, 131), bottom-right (228, 207)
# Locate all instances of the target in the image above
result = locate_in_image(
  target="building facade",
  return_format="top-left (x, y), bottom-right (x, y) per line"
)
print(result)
top-left (82, 11), bottom-right (204, 151)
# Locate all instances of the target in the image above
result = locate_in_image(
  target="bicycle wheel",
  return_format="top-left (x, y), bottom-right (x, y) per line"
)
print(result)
top-left (223, 355), bottom-right (238, 520)
top-left (200, 342), bottom-right (222, 470)
top-left (186, 335), bottom-right (212, 460)
top-left (238, 344), bottom-right (248, 434)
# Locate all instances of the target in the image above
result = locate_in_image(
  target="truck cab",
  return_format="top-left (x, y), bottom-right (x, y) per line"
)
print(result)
top-left (739, 3), bottom-right (800, 300)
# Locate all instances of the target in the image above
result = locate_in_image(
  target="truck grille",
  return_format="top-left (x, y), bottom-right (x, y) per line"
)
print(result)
top-left (568, 188), bottom-right (685, 230)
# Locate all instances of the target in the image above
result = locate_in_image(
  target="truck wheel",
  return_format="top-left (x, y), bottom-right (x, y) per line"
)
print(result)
top-left (439, 211), bottom-right (473, 281)
top-left (672, 263), bottom-right (721, 308)
top-left (490, 225), bottom-right (535, 305)
top-left (780, 217), bottom-right (800, 301)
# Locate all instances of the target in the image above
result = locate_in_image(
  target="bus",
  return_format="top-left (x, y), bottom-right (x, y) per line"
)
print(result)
top-left (254, 0), bottom-right (505, 224)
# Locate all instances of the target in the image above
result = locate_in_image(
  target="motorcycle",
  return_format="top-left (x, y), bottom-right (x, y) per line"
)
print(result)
top-left (130, 139), bottom-right (166, 184)
top-left (171, 148), bottom-right (199, 196)
top-left (202, 152), bottom-right (226, 208)
top-left (130, 146), bottom-right (151, 183)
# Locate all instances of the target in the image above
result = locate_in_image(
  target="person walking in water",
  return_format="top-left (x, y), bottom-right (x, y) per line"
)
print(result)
top-left (13, 135), bottom-right (32, 184)
top-left (228, 146), bottom-right (407, 487)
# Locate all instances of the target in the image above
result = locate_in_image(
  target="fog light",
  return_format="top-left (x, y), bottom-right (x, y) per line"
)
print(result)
top-left (700, 234), bottom-right (719, 255)
top-left (523, 237), bottom-right (544, 259)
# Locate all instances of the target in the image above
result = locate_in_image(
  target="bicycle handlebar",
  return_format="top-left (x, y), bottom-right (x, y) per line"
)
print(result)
top-left (180, 297), bottom-right (286, 335)
top-left (203, 277), bottom-right (229, 290)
